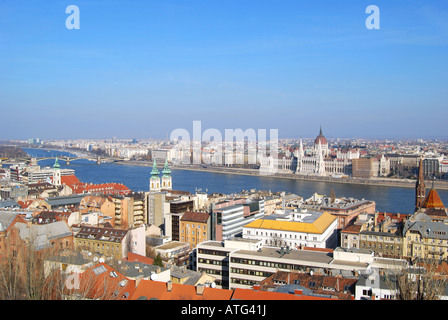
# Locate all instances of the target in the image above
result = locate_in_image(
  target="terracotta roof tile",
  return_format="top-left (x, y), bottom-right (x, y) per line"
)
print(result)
top-left (422, 188), bottom-right (445, 209)
top-left (131, 280), bottom-right (233, 300)
top-left (181, 211), bottom-right (210, 223)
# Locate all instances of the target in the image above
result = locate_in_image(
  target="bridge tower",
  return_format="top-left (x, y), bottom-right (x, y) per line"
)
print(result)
top-left (66, 156), bottom-right (70, 165)
top-left (97, 157), bottom-right (101, 165)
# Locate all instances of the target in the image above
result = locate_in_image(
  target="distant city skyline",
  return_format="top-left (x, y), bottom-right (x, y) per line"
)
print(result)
top-left (1, 0), bottom-right (447, 140)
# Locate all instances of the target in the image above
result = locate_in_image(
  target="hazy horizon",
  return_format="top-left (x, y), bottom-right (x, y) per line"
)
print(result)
top-left (1, 0), bottom-right (447, 140)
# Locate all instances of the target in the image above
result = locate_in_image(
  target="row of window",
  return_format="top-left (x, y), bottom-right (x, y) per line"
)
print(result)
top-left (246, 230), bottom-right (309, 240)
top-left (231, 277), bottom-right (258, 286)
top-left (360, 235), bottom-right (400, 242)
top-left (231, 267), bottom-right (271, 278)
top-left (198, 267), bottom-right (229, 276)
top-left (183, 224), bottom-right (206, 229)
top-left (198, 248), bottom-right (229, 257)
top-left (231, 257), bottom-right (308, 271)
top-left (361, 242), bottom-right (401, 251)
top-left (76, 240), bottom-right (120, 252)
top-left (198, 258), bottom-right (228, 266)
top-left (181, 230), bottom-right (206, 236)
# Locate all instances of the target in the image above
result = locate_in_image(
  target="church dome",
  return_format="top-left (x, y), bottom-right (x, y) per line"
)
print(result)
top-left (314, 126), bottom-right (327, 145)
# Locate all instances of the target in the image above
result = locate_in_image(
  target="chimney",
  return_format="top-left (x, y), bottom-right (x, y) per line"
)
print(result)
top-left (196, 284), bottom-right (205, 295)
top-left (166, 281), bottom-right (173, 292)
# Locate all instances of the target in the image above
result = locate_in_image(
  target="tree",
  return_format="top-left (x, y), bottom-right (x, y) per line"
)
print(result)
top-left (153, 253), bottom-right (164, 268)
top-left (384, 258), bottom-right (447, 300)
top-left (0, 227), bottom-right (66, 300)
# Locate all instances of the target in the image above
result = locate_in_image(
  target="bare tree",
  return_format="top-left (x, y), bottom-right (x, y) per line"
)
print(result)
top-left (0, 228), bottom-right (66, 300)
top-left (384, 258), bottom-right (447, 300)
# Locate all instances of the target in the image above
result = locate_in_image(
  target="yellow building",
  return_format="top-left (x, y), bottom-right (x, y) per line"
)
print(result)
top-left (74, 226), bottom-right (128, 260)
top-left (403, 188), bottom-right (448, 262)
top-left (180, 211), bottom-right (211, 249)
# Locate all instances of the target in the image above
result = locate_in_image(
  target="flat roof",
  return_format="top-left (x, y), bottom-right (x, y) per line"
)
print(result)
top-left (233, 246), bottom-right (334, 265)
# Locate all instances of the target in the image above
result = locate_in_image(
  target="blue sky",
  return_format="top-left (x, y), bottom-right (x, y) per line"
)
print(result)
top-left (0, 0), bottom-right (447, 140)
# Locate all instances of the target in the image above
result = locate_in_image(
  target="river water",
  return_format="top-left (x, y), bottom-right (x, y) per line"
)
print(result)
top-left (19, 148), bottom-right (448, 215)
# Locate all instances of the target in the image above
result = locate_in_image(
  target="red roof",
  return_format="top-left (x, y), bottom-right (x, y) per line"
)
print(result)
top-left (61, 175), bottom-right (80, 186)
top-left (130, 280), bottom-right (233, 300)
top-left (124, 252), bottom-right (154, 265)
top-left (376, 212), bottom-right (406, 224)
top-left (71, 182), bottom-right (131, 195)
top-left (232, 288), bottom-right (334, 300)
top-left (67, 263), bottom-right (136, 300)
top-left (422, 188), bottom-right (445, 209)
top-left (17, 200), bottom-right (33, 209)
top-left (181, 211), bottom-right (210, 223)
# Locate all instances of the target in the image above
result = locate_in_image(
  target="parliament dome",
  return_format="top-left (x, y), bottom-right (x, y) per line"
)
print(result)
top-left (314, 126), bottom-right (327, 145)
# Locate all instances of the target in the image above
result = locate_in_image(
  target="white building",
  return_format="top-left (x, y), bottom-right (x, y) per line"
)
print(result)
top-left (259, 127), bottom-right (355, 176)
top-left (196, 240), bottom-right (409, 291)
top-left (242, 208), bottom-right (338, 249)
top-left (213, 200), bottom-right (265, 241)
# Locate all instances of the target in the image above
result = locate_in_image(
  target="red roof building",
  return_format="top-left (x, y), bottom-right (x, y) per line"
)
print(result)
top-left (70, 182), bottom-right (131, 196)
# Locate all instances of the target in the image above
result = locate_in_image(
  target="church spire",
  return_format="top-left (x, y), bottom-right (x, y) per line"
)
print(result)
top-left (161, 159), bottom-right (173, 190)
top-left (150, 159), bottom-right (159, 178)
top-left (150, 159), bottom-right (161, 191)
top-left (52, 157), bottom-right (61, 186)
top-left (415, 157), bottom-right (426, 212)
top-left (53, 157), bottom-right (60, 169)
top-left (162, 159), bottom-right (171, 177)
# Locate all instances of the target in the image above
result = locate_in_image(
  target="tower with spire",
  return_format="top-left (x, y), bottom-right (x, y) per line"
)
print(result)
top-left (161, 159), bottom-right (172, 190)
top-left (415, 157), bottom-right (426, 212)
top-left (313, 125), bottom-right (329, 157)
top-left (149, 159), bottom-right (161, 192)
top-left (52, 157), bottom-right (61, 186)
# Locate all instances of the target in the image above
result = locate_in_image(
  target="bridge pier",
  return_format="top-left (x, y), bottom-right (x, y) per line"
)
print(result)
top-left (66, 157), bottom-right (70, 165)
top-left (97, 157), bottom-right (101, 165)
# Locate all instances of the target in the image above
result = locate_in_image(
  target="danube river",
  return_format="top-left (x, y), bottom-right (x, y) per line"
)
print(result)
top-left (20, 148), bottom-right (448, 215)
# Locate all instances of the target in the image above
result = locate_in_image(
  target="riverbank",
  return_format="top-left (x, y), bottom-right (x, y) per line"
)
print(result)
top-left (15, 145), bottom-right (448, 191)
top-left (113, 160), bottom-right (448, 190)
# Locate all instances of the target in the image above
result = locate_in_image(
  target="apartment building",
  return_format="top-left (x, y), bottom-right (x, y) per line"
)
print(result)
top-left (147, 191), bottom-right (169, 229)
top-left (74, 225), bottom-right (145, 260)
top-left (403, 212), bottom-right (448, 261)
top-left (212, 199), bottom-right (264, 241)
top-left (341, 212), bottom-right (406, 259)
top-left (180, 211), bottom-right (211, 249)
top-left (79, 194), bottom-right (115, 218)
top-left (110, 193), bottom-right (146, 230)
top-left (352, 158), bottom-right (379, 179)
top-left (320, 198), bottom-right (376, 231)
